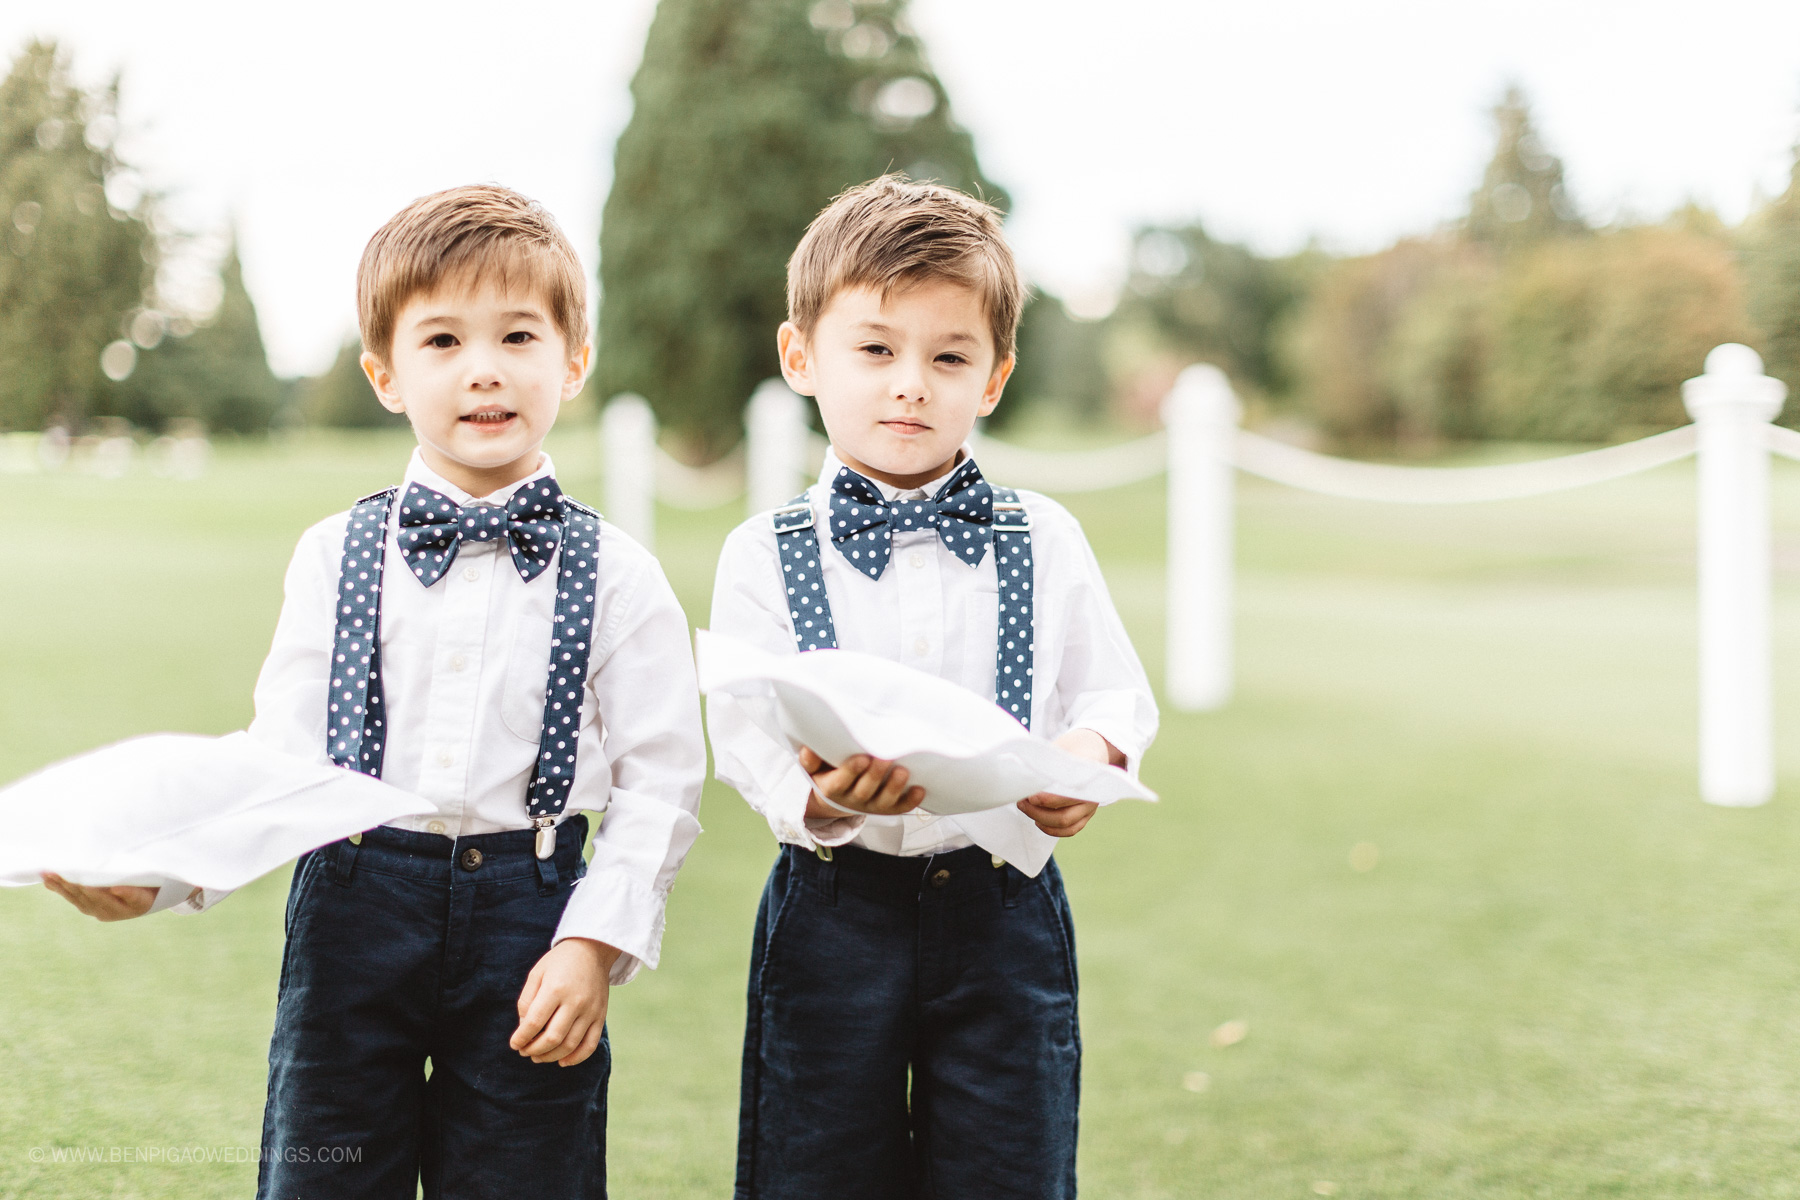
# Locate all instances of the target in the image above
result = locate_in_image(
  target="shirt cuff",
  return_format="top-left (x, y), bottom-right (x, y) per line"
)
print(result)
top-left (1071, 719), bottom-right (1148, 778)
top-left (552, 868), bottom-right (669, 986)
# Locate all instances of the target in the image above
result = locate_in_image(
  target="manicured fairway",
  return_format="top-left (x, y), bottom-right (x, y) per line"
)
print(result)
top-left (7, 428), bottom-right (1800, 1198)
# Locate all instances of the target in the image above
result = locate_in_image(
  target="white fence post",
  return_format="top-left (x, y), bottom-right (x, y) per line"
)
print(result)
top-left (602, 393), bottom-right (657, 551)
top-left (746, 377), bottom-right (809, 515)
top-left (1682, 344), bottom-right (1788, 806)
top-left (1163, 364), bottom-right (1240, 712)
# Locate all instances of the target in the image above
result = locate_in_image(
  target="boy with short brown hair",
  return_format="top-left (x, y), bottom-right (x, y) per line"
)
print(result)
top-left (53, 183), bottom-right (706, 1199)
top-left (709, 175), bottom-right (1158, 1199)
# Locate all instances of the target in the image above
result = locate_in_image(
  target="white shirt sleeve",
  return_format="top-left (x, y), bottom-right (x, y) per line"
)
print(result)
top-left (551, 529), bottom-right (707, 985)
top-left (1032, 499), bottom-right (1160, 773)
top-left (705, 520), bottom-right (865, 850)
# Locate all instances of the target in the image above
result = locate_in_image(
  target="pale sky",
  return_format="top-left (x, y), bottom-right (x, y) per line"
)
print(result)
top-left (7, 0), bottom-right (1800, 376)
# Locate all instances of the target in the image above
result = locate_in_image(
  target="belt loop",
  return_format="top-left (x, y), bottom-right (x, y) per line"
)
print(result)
top-left (330, 835), bottom-right (362, 887)
top-left (813, 848), bottom-right (838, 907)
top-left (1002, 862), bottom-right (1024, 908)
top-left (535, 853), bottom-right (561, 896)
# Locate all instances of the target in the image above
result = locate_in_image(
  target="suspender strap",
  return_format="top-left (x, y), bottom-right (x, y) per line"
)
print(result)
top-left (325, 489), bottom-right (602, 825)
top-left (328, 488), bottom-right (396, 776)
top-left (526, 499), bottom-right (602, 820)
top-left (770, 485), bottom-right (1036, 730)
top-left (990, 487), bottom-right (1035, 732)
top-left (772, 495), bottom-right (838, 652)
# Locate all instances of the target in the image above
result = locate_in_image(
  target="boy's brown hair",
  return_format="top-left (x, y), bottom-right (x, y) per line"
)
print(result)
top-left (787, 175), bottom-right (1025, 365)
top-left (357, 184), bottom-right (587, 362)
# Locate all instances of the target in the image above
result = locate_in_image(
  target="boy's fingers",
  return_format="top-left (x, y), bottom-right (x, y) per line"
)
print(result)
top-left (560, 1023), bottom-right (604, 1068)
top-left (537, 1015), bottom-right (591, 1064)
top-left (516, 961), bottom-right (546, 1021)
top-left (847, 759), bottom-right (894, 806)
top-left (869, 765), bottom-right (912, 812)
top-left (521, 1004), bottom-right (577, 1059)
top-left (511, 981), bottom-right (557, 1049)
top-left (897, 786), bottom-right (926, 812)
top-left (797, 746), bottom-right (824, 773)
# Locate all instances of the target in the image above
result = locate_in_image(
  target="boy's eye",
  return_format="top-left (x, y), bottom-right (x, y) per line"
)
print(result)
top-left (858, 343), bottom-right (892, 357)
top-left (503, 330), bottom-right (535, 345)
top-left (427, 333), bottom-right (457, 349)
top-left (936, 353), bottom-right (967, 365)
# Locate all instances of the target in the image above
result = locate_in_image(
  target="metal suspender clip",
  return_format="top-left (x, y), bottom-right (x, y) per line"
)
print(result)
top-left (770, 501), bottom-right (815, 533)
top-left (992, 500), bottom-right (1031, 532)
top-left (532, 815), bottom-right (557, 860)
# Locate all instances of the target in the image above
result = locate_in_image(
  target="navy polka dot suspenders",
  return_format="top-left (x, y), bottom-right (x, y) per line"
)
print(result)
top-left (770, 471), bottom-right (1036, 731)
top-left (326, 484), bottom-right (604, 861)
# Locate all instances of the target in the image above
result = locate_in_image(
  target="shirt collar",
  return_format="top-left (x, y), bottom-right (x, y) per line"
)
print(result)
top-left (817, 445), bottom-right (972, 502)
top-left (402, 448), bottom-right (556, 507)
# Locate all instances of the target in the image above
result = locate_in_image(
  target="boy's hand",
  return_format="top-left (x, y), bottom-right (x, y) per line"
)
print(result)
top-left (1017, 729), bottom-right (1125, 838)
top-left (42, 873), bottom-right (158, 921)
top-left (799, 746), bottom-right (925, 818)
top-left (511, 937), bottom-right (620, 1067)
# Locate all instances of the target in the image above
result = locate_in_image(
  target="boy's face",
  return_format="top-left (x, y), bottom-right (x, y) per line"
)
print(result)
top-left (362, 279), bottom-right (589, 495)
top-left (778, 279), bottom-right (1014, 490)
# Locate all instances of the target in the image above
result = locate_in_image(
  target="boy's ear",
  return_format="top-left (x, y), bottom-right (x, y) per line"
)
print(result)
top-left (562, 340), bottom-right (593, 403)
top-left (776, 322), bottom-right (816, 396)
top-left (977, 353), bottom-right (1016, 419)
top-left (361, 351), bottom-right (406, 414)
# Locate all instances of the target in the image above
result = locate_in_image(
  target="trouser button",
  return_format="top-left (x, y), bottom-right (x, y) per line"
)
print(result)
top-left (459, 847), bottom-right (483, 872)
top-left (930, 868), bottom-right (951, 888)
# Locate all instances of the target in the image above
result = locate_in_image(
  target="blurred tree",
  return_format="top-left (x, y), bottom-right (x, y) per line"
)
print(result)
top-left (599, 0), bottom-right (1003, 457)
top-left (301, 337), bottom-right (406, 429)
top-left (106, 235), bottom-right (285, 432)
top-left (1741, 153), bottom-right (1800, 419)
top-left (1466, 85), bottom-right (1585, 253)
top-left (0, 40), bottom-right (156, 431)
top-left (999, 289), bottom-right (1106, 428)
top-left (1483, 226), bottom-right (1750, 440)
top-left (1279, 239), bottom-right (1453, 445)
top-left (1108, 223), bottom-right (1310, 395)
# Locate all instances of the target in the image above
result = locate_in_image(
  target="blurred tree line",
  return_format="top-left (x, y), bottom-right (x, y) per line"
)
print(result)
top-left (0, 40), bottom-right (284, 434)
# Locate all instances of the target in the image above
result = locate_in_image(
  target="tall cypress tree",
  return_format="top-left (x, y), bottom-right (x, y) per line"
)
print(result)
top-left (598, 0), bottom-right (1002, 455)
top-left (0, 40), bottom-right (156, 430)
top-left (1743, 153), bottom-right (1800, 413)
top-left (1466, 85), bottom-right (1586, 253)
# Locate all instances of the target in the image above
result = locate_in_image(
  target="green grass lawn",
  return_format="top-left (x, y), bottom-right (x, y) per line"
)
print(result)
top-left (8, 428), bottom-right (1800, 1197)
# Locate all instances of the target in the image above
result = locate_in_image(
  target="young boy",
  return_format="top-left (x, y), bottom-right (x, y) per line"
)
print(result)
top-left (708, 176), bottom-right (1159, 1199)
top-left (47, 184), bottom-right (706, 1199)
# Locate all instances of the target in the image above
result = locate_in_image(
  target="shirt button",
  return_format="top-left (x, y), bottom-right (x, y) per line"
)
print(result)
top-left (449, 654), bottom-right (467, 672)
top-left (426, 820), bottom-right (447, 835)
top-left (909, 552), bottom-right (924, 569)
top-left (436, 750), bottom-right (454, 768)
top-left (462, 566), bottom-right (481, 583)
top-left (913, 637), bottom-right (928, 655)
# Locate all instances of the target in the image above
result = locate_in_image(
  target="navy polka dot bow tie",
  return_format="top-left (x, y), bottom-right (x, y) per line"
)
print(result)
top-left (828, 458), bottom-right (994, 579)
top-left (396, 477), bottom-right (564, 587)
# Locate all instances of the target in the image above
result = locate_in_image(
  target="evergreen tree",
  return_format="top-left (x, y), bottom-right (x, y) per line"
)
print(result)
top-left (1466, 85), bottom-right (1586, 252)
top-left (301, 337), bottom-right (406, 429)
top-left (599, 0), bottom-right (1002, 455)
top-left (1742, 153), bottom-right (1800, 412)
top-left (106, 234), bottom-right (286, 433)
top-left (0, 40), bottom-right (156, 430)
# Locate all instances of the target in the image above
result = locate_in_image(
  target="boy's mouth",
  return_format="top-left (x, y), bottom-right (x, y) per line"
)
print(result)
top-left (461, 409), bottom-right (517, 426)
top-left (881, 419), bottom-right (931, 434)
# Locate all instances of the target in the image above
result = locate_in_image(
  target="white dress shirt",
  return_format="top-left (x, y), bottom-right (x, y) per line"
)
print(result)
top-left (708, 448), bottom-right (1157, 861)
top-left (165, 450), bottom-right (706, 985)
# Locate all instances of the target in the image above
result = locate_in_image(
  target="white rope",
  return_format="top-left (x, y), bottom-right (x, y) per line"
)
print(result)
top-left (967, 429), bottom-right (1167, 493)
top-left (1765, 424), bottom-right (1800, 462)
top-left (654, 443), bottom-right (745, 509)
top-left (1230, 425), bottom-right (1699, 504)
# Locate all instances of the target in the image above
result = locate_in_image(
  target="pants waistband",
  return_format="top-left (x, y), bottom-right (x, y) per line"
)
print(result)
top-left (782, 841), bottom-right (1030, 905)
top-left (328, 814), bottom-right (589, 885)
